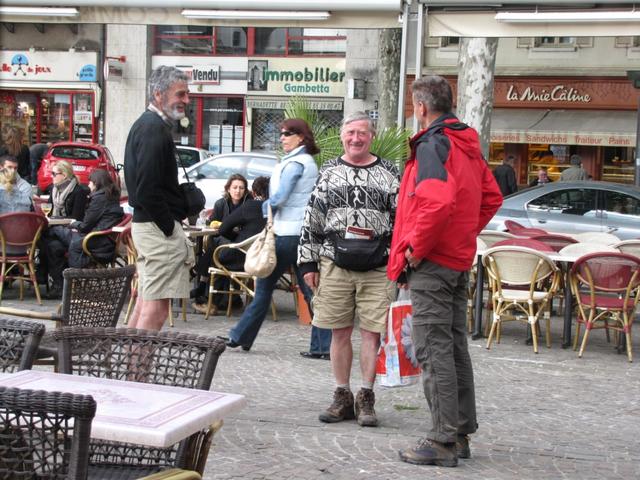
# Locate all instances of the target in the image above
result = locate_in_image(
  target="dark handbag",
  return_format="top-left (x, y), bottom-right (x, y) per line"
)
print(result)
top-left (179, 161), bottom-right (206, 217)
top-left (333, 235), bottom-right (389, 272)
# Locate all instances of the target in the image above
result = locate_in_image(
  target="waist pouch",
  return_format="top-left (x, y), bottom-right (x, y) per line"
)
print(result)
top-left (333, 235), bottom-right (388, 272)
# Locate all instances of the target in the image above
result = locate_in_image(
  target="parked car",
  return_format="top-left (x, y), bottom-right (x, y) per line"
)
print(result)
top-left (37, 142), bottom-right (120, 193)
top-left (486, 181), bottom-right (640, 240)
top-left (178, 152), bottom-right (279, 207)
top-left (175, 145), bottom-right (213, 169)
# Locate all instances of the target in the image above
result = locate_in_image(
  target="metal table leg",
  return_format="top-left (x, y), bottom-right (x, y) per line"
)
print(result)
top-left (562, 264), bottom-right (573, 348)
top-left (472, 254), bottom-right (484, 340)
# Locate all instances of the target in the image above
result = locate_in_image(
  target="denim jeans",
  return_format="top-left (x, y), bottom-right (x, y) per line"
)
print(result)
top-left (309, 326), bottom-right (332, 355)
top-left (230, 235), bottom-right (312, 349)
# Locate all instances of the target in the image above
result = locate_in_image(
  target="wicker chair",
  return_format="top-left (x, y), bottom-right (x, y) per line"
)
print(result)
top-left (573, 231), bottom-right (621, 245)
top-left (569, 252), bottom-right (640, 362)
top-left (0, 266), bottom-right (135, 367)
top-left (82, 213), bottom-right (132, 267)
top-left (53, 327), bottom-right (226, 478)
top-left (478, 230), bottom-right (516, 248)
top-left (530, 233), bottom-right (578, 252)
top-left (613, 240), bottom-right (640, 259)
top-left (0, 386), bottom-right (96, 479)
top-left (205, 233), bottom-right (277, 320)
top-left (483, 246), bottom-right (561, 353)
top-left (0, 318), bottom-right (45, 372)
top-left (0, 212), bottom-right (48, 305)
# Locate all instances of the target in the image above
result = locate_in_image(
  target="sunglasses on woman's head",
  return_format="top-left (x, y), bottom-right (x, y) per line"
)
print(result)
top-left (280, 130), bottom-right (296, 137)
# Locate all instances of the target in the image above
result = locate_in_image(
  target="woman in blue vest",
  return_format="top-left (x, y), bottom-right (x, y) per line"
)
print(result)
top-left (226, 119), bottom-right (330, 353)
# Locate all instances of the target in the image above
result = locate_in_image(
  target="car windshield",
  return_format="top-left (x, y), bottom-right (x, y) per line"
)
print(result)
top-left (246, 158), bottom-right (277, 179)
top-left (196, 157), bottom-right (248, 179)
top-left (51, 146), bottom-right (100, 161)
top-left (176, 149), bottom-right (200, 168)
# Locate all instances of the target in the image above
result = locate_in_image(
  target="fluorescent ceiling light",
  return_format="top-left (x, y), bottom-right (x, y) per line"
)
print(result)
top-left (495, 11), bottom-right (640, 23)
top-left (182, 9), bottom-right (331, 21)
top-left (0, 6), bottom-right (79, 17)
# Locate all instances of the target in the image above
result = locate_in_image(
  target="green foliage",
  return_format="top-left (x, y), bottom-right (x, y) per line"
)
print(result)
top-left (284, 96), bottom-right (411, 170)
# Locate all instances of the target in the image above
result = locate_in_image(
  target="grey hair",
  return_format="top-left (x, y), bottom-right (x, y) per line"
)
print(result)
top-left (147, 66), bottom-right (189, 103)
top-left (411, 75), bottom-right (453, 114)
top-left (341, 111), bottom-right (376, 136)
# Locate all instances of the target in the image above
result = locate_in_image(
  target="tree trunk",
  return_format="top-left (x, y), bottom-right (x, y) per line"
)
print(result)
top-left (377, 28), bottom-right (402, 132)
top-left (456, 38), bottom-right (498, 159)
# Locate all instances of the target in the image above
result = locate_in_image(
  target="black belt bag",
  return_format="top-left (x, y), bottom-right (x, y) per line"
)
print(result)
top-left (333, 235), bottom-right (389, 272)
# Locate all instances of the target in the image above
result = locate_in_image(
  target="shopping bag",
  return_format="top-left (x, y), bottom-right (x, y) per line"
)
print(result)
top-left (376, 289), bottom-right (421, 387)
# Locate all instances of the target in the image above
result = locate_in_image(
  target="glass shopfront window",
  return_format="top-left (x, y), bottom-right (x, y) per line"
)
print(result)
top-left (527, 143), bottom-right (577, 183)
top-left (202, 97), bottom-right (244, 154)
top-left (601, 146), bottom-right (635, 184)
top-left (155, 26), bottom-right (248, 55)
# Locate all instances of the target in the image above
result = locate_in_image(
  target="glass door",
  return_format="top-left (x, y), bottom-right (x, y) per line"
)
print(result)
top-left (73, 93), bottom-right (94, 143)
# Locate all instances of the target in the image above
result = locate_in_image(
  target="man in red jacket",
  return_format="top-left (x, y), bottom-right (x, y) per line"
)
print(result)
top-left (389, 76), bottom-right (502, 467)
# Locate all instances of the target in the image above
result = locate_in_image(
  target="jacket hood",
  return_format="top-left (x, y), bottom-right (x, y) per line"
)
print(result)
top-left (411, 113), bottom-right (482, 157)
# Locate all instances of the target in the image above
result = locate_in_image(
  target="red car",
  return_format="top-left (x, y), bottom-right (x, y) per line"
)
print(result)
top-left (37, 142), bottom-right (121, 193)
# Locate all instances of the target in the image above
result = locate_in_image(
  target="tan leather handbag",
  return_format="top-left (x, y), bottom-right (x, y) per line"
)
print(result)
top-left (244, 204), bottom-right (277, 278)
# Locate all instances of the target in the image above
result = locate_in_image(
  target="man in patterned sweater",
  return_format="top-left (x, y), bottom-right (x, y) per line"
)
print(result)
top-left (298, 112), bottom-right (400, 427)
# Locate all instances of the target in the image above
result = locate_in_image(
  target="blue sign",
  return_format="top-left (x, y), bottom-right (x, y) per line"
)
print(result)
top-left (10, 53), bottom-right (29, 66)
top-left (78, 64), bottom-right (97, 81)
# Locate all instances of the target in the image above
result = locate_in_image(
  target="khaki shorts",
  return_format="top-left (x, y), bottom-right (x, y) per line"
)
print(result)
top-left (312, 257), bottom-right (394, 333)
top-left (132, 220), bottom-right (194, 301)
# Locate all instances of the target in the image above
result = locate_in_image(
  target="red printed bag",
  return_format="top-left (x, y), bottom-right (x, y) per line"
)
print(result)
top-left (376, 289), bottom-right (421, 387)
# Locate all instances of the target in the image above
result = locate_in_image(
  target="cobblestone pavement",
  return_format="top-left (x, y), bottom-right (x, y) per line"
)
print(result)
top-left (4, 288), bottom-right (640, 480)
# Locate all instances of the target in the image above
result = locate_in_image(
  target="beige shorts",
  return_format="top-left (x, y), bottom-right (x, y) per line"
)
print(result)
top-left (132, 220), bottom-right (194, 301)
top-left (312, 257), bottom-right (394, 333)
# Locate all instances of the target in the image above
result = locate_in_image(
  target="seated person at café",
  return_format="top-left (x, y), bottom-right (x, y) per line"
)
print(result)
top-left (37, 160), bottom-right (89, 287)
top-left (0, 154), bottom-right (33, 215)
top-left (45, 169), bottom-right (123, 299)
top-left (190, 173), bottom-right (250, 299)
top-left (192, 176), bottom-right (269, 314)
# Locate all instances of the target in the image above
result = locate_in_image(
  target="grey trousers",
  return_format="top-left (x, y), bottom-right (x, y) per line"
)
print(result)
top-left (408, 260), bottom-right (478, 444)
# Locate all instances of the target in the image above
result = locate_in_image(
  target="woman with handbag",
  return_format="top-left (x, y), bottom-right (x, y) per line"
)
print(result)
top-left (226, 119), bottom-right (325, 352)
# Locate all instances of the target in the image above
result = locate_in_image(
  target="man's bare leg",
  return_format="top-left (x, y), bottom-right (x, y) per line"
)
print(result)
top-left (128, 298), bottom-right (169, 331)
top-left (359, 328), bottom-right (381, 384)
top-left (330, 326), bottom-right (354, 385)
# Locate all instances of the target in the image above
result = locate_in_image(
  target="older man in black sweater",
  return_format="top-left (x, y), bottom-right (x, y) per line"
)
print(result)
top-left (124, 66), bottom-right (192, 330)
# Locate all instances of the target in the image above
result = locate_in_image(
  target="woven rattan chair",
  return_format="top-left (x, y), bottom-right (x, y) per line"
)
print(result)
top-left (0, 318), bottom-right (45, 372)
top-left (559, 242), bottom-right (619, 258)
top-left (530, 233), bottom-right (578, 252)
top-left (613, 240), bottom-right (640, 259)
top-left (0, 386), bottom-right (96, 479)
top-left (81, 213), bottom-right (132, 267)
top-left (0, 266), bottom-right (135, 367)
top-left (483, 246), bottom-right (561, 353)
top-left (478, 230), bottom-right (516, 248)
top-left (0, 212), bottom-right (48, 305)
top-left (569, 252), bottom-right (640, 362)
top-left (205, 233), bottom-right (277, 320)
top-left (573, 231), bottom-right (621, 245)
top-left (53, 327), bottom-right (226, 478)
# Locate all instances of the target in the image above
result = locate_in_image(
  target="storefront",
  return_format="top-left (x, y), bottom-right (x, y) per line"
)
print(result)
top-left (246, 57), bottom-right (345, 151)
top-left (404, 75), bottom-right (638, 184)
top-left (0, 50), bottom-right (100, 145)
top-left (151, 56), bottom-right (248, 153)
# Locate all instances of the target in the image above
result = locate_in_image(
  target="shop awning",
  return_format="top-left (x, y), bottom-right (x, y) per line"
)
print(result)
top-left (0, 80), bottom-right (101, 116)
top-left (490, 108), bottom-right (637, 148)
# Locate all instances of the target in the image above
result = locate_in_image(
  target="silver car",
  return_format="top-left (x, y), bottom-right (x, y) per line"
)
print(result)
top-left (175, 146), bottom-right (213, 169)
top-left (179, 152), bottom-right (279, 207)
top-left (486, 181), bottom-right (640, 240)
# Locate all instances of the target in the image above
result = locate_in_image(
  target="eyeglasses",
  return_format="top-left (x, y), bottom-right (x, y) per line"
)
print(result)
top-left (280, 131), bottom-right (296, 137)
top-left (53, 171), bottom-right (64, 176)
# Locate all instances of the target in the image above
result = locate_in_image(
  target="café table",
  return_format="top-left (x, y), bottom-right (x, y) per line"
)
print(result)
top-left (0, 370), bottom-right (246, 448)
top-left (472, 248), bottom-right (581, 349)
top-left (46, 217), bottom-right (74, 226)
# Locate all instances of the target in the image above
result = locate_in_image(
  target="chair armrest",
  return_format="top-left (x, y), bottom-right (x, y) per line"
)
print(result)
top-left (81, 228), bottom-right (114, 257)
top-left (136, 469), bottom-right (202, 480)
top-left (0, 306), bottom-right (60, 322)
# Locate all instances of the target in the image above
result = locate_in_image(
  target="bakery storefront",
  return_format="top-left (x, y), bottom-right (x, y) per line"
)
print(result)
top-left (0, 50), bottom-right (100, 144)
top-left (488, 77), bottom-right (638, 185)
top-left (151, 56), bottom-right (248, 153)
top-left (246, 57), bottom-right (345, 151)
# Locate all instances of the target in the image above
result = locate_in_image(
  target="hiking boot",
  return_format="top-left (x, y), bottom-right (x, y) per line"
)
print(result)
top-left (456, 434), bottom-right (471, 459)
top-left (192, 302), bottom-right (217, 316)
top-left (355, 388), bottom-right (378, 427)
top-left (398, 438), bottom-right (458, 467)
top-left (318, 388), bottom-right (355, 423)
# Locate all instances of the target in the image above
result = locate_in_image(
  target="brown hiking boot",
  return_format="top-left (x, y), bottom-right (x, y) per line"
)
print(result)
top-left (398, 438), bottom-right (458, 467)
top-left (456, 434), bottom-right (471, 459)
top-left (355, 388), bottom-right (378, 427)
top-left (318, 387), bottom-right (355, 423)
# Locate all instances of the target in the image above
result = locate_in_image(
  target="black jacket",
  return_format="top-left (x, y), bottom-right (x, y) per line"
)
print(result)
top-left (493, 164), bottom-right (517, 196)
top-left (124, 110), bottom-right (187, 236)
top-left (210, 194), bottom-right (249, 223)
top-left (73, 190), bottom-right (124, 234)
top-left (217, 199), bottom-right (266, 270)
top-left (46, 182), bottom-right (89, 221)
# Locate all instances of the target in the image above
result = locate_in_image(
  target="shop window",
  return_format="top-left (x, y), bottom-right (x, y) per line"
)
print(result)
top-left (73, 94), bottom-right (93, 144)
top-left (527, 143), bottom-right (577, 183)
top-left (527, 188), bottom-right (596, 216)
top-left (488, 143), bottom-right (505, 169)
top-left (202, 97), bottom-right (244, 153)
top-left (254, 28), bottom-right (346, 56)
top-left (602, 146), bottom-right (635, 184)
top-left (173, 100), bottom-right (196, 147)
top-left (155, 26), bottom-right (247, 55)
top-left (41, 93), bottom-right (70, 144)
top-left (602, 190), bottom-right (640, 218)
top-left (0, 92), bottom-right (36, 146)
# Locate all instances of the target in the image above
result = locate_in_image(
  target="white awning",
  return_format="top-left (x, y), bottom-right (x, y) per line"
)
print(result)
top-left (490, 108), bottom-right (637, 147)
top-left (0, 80), bottom-right (101, 116)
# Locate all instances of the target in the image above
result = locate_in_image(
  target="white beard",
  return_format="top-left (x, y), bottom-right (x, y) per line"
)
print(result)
top-left (165, 106), bottom-right (185, 121)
